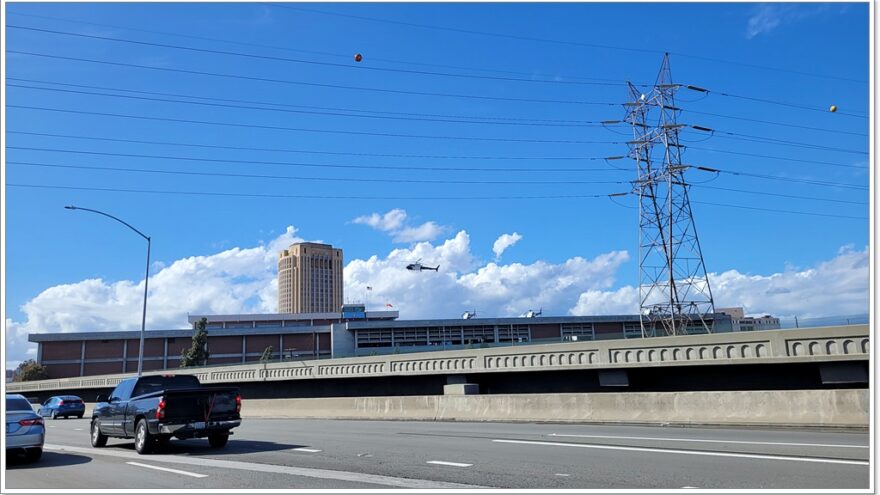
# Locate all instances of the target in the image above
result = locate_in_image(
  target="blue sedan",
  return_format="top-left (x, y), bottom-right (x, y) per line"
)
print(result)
top-left (6, 394), bottom-right (45, 463)
top-left (38, 395), bottom-right (85, 419)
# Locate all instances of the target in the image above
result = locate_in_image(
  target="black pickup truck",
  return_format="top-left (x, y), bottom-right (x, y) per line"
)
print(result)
top-left (90, 374), bottom-right (241, 454)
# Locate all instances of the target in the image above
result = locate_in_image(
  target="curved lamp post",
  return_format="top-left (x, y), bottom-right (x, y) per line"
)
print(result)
top-left (65, 206), bottom-right (151, 376)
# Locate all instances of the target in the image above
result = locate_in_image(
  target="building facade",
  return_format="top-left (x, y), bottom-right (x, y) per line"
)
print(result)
top-left (717, 307), bottom-right (781, 332)
top-left (278, 242), bottom-right (343, 313)
top-left (29, 311), bottom-right (734, 379)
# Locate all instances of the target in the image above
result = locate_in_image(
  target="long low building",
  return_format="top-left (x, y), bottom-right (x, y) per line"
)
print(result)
top-left (28, 310), bottom-right (734, 379)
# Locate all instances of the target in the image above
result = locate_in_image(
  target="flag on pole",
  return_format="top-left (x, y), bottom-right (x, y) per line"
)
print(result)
top-left (386, 303), bottom-right (394, 308)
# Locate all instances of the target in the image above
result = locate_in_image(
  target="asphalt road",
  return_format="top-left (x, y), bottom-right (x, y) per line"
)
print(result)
top-left (5, 417), bottom-right (870, 489)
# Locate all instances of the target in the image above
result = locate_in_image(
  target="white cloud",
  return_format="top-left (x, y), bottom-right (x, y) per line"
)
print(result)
top-left (347, 232), bottom-right (630, 318)
top-left (570, 246), bottom-right (869, 320)
top-left (352, 208), bottom-right (450, 243)
top-left (392, 222), bottom-right (448, 243)
top-left (492, 232), bottom-right (523, 260)
top-left (4, 221), bottom-right (868, 367)
top-left (745, 4), bottom-right (829, 39)
top-left (352, 209), bottom-right (407, 232)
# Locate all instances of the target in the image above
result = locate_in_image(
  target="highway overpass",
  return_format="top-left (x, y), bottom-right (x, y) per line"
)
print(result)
top-left (8, 325), bottom-right (869, 427)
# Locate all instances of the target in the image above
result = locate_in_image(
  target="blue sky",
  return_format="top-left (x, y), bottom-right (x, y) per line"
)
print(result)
top-left (3, 2), bottom-right (870, 364)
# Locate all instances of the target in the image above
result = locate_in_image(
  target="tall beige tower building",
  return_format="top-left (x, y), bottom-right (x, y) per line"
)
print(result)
top-left (277, 242), bottom-right (344, 313)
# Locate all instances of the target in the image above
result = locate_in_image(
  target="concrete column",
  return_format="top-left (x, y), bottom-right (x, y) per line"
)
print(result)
top-left (122, 340), bottom-right (127, 373)
top-left (493, 325), bottom-right (500, 344)
top-left (444, 375), bottom-right (479, 395)
top-left (80, 341), bottom-right (86, 377)
top-left (242, 336), bottom-right (247, 363)
top-left (163, 338), bottom-right (169, 369)
top-left (37, 343), bottom-right (43, 364)
top-left (279, 335), bottom-right (283, 360)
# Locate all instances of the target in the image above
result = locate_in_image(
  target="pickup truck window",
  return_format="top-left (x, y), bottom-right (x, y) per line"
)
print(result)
top-left (132, 375), bottom-right (201, 397)
top-left (109, 379), bottom-right (136, 401)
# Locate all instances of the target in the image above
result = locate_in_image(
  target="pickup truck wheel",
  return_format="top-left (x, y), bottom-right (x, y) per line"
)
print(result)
top-left (90, 419), bottom-right (108, 447)
top-left (134, 419), bottom-right (154, 454)
top-left (208, 433), bottom-right (229, 448)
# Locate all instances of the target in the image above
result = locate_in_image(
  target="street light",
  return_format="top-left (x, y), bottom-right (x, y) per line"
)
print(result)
top-left (65, 206), bottom-right (151, 376)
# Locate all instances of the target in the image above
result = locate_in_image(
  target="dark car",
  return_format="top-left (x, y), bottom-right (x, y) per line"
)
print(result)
top-left (6, 394), bottom-right (45, 463)
top-left (91, 374), bottom-right (241, 454)
top-left (38, 395), bottom-right (85, 419)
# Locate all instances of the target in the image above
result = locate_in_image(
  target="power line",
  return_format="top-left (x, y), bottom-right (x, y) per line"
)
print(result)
top-left (10, 160), bottom-right (863, 206)
top-left (686, 109), bottom-right (867, 137)
top-left (7, 161), bottom-right (629, 185)
top-left (7, 24), bottom-right (627, 87)
top-left (692, 184), bottom-right (867, 205)
top-left (8, 105), bottom-right (624, 145)
top-left (10, 145), bottom-right (867, 191)
top-left (7, 131), bottom-right (608, 161)
top-left (8, 77), bottom-right (599, 124)
top-left (269, 3), bottom-right (867, 84)
top-left (691, 166), bottom-right (868, 190)
top-left (8, 50), bottom-right (620, 107)
top-left (6, 145), bottom-right (622, 172)
top-left (7, 82), bottom-right (609, 128)
top-left (6, 183), bottom-right (613, 201)
top-left (6, 10), bottom-right (626, 84)
top-left (687, 127), bottom-right (868, 155)
top-left (692, 200), bottom-right (867, 220)
top-left (7, 183), bottom-right (866, 219)
top-left (687, 146), bottom-right (866, 169)
top-left (10, 132), bottom-right (864, 175)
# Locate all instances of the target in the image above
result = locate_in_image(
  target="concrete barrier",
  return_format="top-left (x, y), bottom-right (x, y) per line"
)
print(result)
top-left (237, 390), bottom-right (868, 428)
top-left (69, 389), bottom-right (867, 428)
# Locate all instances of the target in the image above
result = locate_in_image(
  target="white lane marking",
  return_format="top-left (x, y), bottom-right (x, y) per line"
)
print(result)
top-left (74, 428), bottom-right (84, 431)
top-left (492, 439), bottom-right (869, 466)
top-left (292, 448), bottom-right (322, 453)
top-left (126, 461), bottom-right (208, 478)
top-left (681, 486), bottom-right (699, 489)
top-left (548, 433), bottom-right (869, 449)
top-left (427, 460), bottom-right (473, 467)
top-left (45, 444), bottom-right (482, 489)
top-left (555, 473), bottom-right (570, 477)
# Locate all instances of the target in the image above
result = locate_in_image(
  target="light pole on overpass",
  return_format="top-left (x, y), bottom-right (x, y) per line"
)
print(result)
top-left (65, 205), bottom-right (151, 376)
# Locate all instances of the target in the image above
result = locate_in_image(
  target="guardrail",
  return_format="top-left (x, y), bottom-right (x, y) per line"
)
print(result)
top-left (7, 324), bottom-right (868, 393)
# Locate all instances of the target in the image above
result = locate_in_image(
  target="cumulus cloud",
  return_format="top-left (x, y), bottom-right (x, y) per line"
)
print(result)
top-left (345, 231), bottom-right (630, 318)
top-left (569, 246), bottom-right (869, 320)
top-left (352, 208), bottom-right (450, 243)
top-left (492, 232), bottom-right (523, 260)
top-left (4, 220), bottom-right (868, 367)
top-left (352, 209), bottom-right (407, 233)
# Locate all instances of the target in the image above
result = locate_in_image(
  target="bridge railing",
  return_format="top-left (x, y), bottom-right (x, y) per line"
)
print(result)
top-left (6, 324), bottom-right (868, 393)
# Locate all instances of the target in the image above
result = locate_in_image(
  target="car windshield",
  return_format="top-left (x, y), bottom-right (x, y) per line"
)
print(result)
top-left (6, 396), bottom-right (34, 412)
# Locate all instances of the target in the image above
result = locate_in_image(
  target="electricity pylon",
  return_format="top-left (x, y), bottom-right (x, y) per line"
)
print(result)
top-left (624, 54), bottom-right (715, 337)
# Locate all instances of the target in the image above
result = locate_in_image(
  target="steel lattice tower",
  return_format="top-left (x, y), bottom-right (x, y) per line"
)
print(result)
top-left (625, 54), bottom-right (715, 337)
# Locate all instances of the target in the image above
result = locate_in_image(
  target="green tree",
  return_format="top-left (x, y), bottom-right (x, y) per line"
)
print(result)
top-left (179, 317), bottom-right (210, 368)
top-left (14, 360), bottom-right (49, 382)
top-left (259, 346), bottom-right (274, 363)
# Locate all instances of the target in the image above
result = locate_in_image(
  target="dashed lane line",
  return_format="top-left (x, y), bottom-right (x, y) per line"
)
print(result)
top-left (126, 461), bottom-right (208, 478)
top-left (547, 433), bottom-right (869, 449)
top-left (45, 443), bottom-right (484, 489)
top-left (427, 460), bottom-right (473, 467)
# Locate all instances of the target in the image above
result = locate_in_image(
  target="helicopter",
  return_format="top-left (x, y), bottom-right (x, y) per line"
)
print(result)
top-left (406, 259), bottom-right (439, 272)
top-left (462, 310), bottom-right (477, 320)
top-left (522, 308), bottom-right (543, 318)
